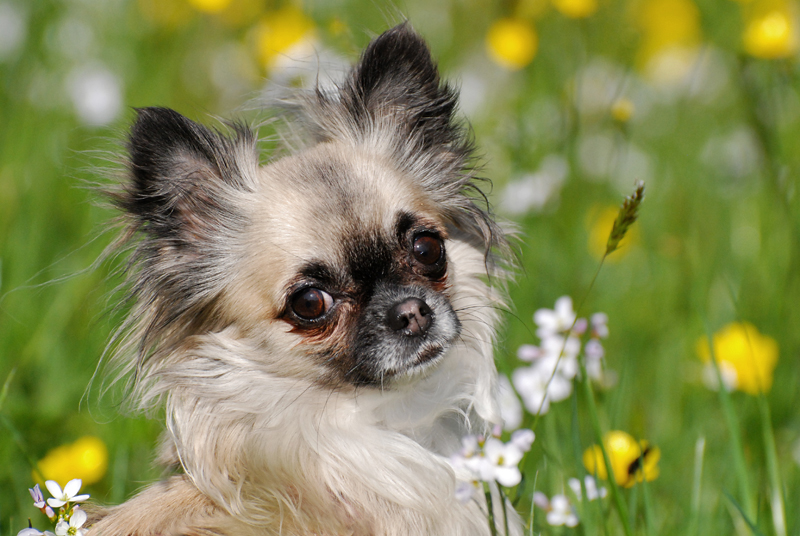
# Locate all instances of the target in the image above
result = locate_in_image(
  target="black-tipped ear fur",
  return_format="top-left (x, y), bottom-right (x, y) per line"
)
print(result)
top-left (123, 107), bottom-right (256, 251)
top-left (343, 23), bottom-right (460, 151)
top-left (112, 108), bottom-right (257, 368)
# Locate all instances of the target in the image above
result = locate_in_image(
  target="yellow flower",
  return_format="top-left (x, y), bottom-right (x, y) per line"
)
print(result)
top-left (486, 18), bottom-right (538, 70)
top-left (36, 436), bottom-right (109, 486)
top-left (583, 431), bottom-right (660, 488)
top-left (587, 205), bottom-right (639, 261)
top-left (255, 6), bottom-right (316, 70)
top-left (187, 0), bottom-right (232, 13)
top-left (610, 98), bottom-right (635, 123)
top-left (743, 7), bottom-right (798, 59)
top-left (697, 322), bottom-right (779, 395)
top-left (635, 0), bottom-right (702, 79)
top-left (552, 0), bottom-right (598, 19)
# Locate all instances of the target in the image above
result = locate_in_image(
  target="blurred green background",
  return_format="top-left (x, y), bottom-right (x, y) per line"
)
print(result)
top-left (1, 0), bottom-right (799, 534)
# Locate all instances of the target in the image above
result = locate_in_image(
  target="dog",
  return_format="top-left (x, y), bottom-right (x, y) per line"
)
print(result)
top-left (88, 23), bottom-right (516, 536)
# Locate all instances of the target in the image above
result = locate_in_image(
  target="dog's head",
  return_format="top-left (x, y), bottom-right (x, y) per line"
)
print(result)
top-left (113, 24), bottom-right (507, 395)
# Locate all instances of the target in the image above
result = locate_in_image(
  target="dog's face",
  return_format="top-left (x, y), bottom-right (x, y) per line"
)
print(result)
top-left (233, 143), bottom-right (462, 386)
top-left (115, 24), bottom-right (504, 395)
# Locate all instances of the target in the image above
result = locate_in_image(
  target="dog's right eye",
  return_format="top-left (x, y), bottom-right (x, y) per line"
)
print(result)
top-left (291, 288), bottom-right (333, 320)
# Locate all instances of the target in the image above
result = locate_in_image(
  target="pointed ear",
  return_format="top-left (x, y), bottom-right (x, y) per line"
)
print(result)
top-left (122, 107), bottom-right (257, 251)
top-left (341, 23), bottom-right (460, 150)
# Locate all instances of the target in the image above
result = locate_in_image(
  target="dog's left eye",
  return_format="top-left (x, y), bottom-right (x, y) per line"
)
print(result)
top-left (291, 288), bottom-right (333, 320)
top-left (412, 233), bottom-right (444, 266)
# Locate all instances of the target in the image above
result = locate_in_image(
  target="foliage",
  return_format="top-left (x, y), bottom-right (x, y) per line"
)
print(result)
top-left (2, 0), bottom-right (800, 534)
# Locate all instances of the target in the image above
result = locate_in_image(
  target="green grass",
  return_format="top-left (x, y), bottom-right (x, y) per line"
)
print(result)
top-left (2, 0), bottom-right (800, 535)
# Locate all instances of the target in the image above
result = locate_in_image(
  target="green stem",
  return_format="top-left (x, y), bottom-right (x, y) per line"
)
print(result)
top-left (757, 395), bottom-right (786, 536)
top-left (578, 357), bottom-right (633, 536)
top-left (484, 482), bottom-right (498, 536)
top-left (499, 484), bottom-right (510, 536)
top-left (705, 327), bottom-right (756, 522)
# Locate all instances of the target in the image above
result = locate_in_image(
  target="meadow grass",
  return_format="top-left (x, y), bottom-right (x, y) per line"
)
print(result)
top-left (2, 0), bottom-right (800, 535)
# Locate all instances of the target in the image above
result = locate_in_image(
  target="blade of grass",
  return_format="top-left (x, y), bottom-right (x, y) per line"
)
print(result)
top-left (687, 436), bottom-right (706, 536)
top-left (724, 490), bottom-right (764, 536)
top-left (756, 395), bottom-right (786, 536)
top-left (571, 389), bottom-right (601, 535)
top-left (642, 475), bottom-right (655, 536)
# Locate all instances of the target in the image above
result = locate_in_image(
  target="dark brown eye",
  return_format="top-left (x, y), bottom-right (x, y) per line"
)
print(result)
top-left (290, 288), bottom-right (333, 320)
top-left (412, 233), bottom-right (443, 265)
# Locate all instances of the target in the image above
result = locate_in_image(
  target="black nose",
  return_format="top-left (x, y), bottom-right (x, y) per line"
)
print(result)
top-left (386, 297), bottom-right (433, 336)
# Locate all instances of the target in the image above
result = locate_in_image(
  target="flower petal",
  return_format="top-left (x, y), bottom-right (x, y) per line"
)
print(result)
top-left (54, 521), bottom-right (68, 536)
top-left (63, 479), bottom-right (82, 499)
top-left (70, 494), bottom-right (90, 503)
top-left (46, 498), bottom-right (66, 508)
top-left (44, 481), bottom-right (63, 500)
top-left (71, 508), bottom-right (87, 528)
top-left (17, 528), bottom-right (43, 536)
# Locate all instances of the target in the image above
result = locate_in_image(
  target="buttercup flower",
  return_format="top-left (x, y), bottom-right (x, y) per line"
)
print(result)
top-left (45, 480), bottom-right (89, 508)
top-left (743, 5), bottom-right (798, 59)
top-left (186, 0), bottom-right (232, 13)
top-left (552, 0), bottom-right (598, 19)
top-left (583, 431), bottom-right (660, 487)
top-left (37, 436), bottom-right (109, 486)
top-left (486, 18), bottom-right (538, 70)
top-left (697, 322), bottom-right (779, 395)
top-left (255, 6), bottom-right (316, 70)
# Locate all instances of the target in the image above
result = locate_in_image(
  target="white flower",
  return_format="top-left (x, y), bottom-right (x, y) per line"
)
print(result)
top-left (510, 429), bottom-right (535, 452)
top-left (591, 312), bottom-right (609, 338)
top-left (547, 494), bottom-right (579, 527)
top-left (517, 344), bottom-right (542, 362)
top-left (512, 365), bottom-right (572, 415)
top-left (585, 339), bottom-right (604, 361)
top-left (18, 529), bottom-right (45, 536)
top-left (45, 479), bottom-right (89, 508)
top-left (0, 2), bottom-right (26, 61)
top-left (455, 480), bottom-right (480, 503)
top-left (538, 335), bottom-right (581, 378)
top-left (568, 476), bottom-right (607, 501)
top-left (534, 296), bottom-right (576, 338)
top-left (499, 155), bottom-right (569, 215)
top-left (55, 508), bottom-right (86, 536)
top-left (481, 437), bottom-right (524, 487)
top-left (66, 64), bottom-right (123, 126)
top-left (497, 375), bottom-right (523, 431)
top-left (29, 484), bottom-right (45, 508)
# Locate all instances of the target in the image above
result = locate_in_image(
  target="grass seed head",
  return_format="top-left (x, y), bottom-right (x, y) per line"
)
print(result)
top-left (605, 181), bottom-right (645, 257)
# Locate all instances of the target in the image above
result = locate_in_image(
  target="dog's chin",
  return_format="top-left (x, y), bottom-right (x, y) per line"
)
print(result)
top-left (374, 336), bottom-right (460, 386)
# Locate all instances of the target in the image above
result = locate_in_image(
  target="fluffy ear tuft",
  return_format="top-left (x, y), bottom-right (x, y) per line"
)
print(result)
top-left (344, 23), bottom-right (457, 148)
top-left (122, 107), bottom-right (256, 251)
top-left (111, 108), bottom-right (258, 376)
